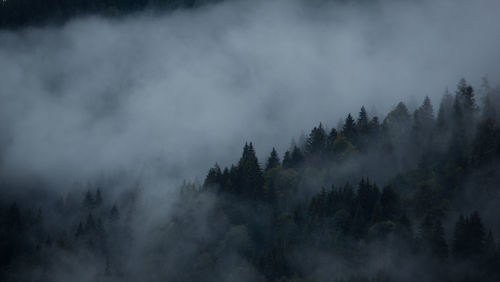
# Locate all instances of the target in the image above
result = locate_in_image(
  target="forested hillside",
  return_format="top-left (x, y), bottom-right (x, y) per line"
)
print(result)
top-left (2, 78), bottom-right (500, 281)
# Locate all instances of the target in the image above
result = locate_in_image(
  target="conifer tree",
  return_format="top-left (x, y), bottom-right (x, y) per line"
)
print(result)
top-left (95, 189), bottom-right (102, 207)
top-left (306, 123), bottom-right (327, 155)
top-left (453, 214), bottom-right (467, 258)
top-left (383, 102), bottom-right (411, 136)
top-left (380, 185), bottom-right (400, 220)
top-left (469, 211), bottom-right (486, 254)
top-left (204, 163), bottom-right (222, 188)
top-left (437, 89), bottom-right (454, 131)
top-left (265, 148), bottom-right (280, 172)
top-left (357, 179), bottom-right (380, 222)
top-left (472, 118), bottom-right (500, 166)
top-left (413, 96), bottom-right (434, 135)
top-left (290, 146), bottom-right (304, 167)
top-left (282, 151), bottom-right (292, 169)
top-left (342, 113), bottom-right (357, 143)
top-left (356, 106), bottom-right (369, 136)
top-left (237, 142), bottom-right (265, 199)
top-left (326, 128), bottom-right (338, 154)
top-left (456, 78), bottom-right (477, 117)
top-left (430, 219), bottom-right (448, 260)
top-left (83, 189), bottom-right (95, 209)
top-left (110, 205), bottom-right (120, 221)
top-left (453, 212), bottom-right (486, 258)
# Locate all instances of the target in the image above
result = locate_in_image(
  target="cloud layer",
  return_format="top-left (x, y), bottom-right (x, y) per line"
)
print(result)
top-left (1, 0), bottom-right (499, 189)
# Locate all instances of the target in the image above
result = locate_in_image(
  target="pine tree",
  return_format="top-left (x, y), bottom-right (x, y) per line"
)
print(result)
top-left (481, 77), bottom-right (497, 121)
top-left (237, 142), bottom-right (265, 199)
top-left (437, 89), bottom-right (454, 131)
top-left (204, 163), bottom-right (222, 188)
top-left (380, 185), bottom-right (400, 221)
top-left (383, 102), bottom-right (411, 137)
top-left (469, 211), bottom-right (486, 255)
top-left (357, 179), bottom-right (380, 222)
top-left (326, 128), bottom-right (338, 154)
top-left (453, 212), bottom-right (486, 258)
top-left (355, 106), bottom-right (370, 150)
top-left (265, 148), bottom-right (281, 171)
top-left (456, 78), bottom-right (477, 116)
top-left (413, 96), bottom-right (434, 135)
top-left (290, 146), bottom-right (304, 167)
top-left (83, 189), bottom-right (95, 209)
top-left (110, 205), bottom-right (120, 221)
top-left (306, 123), bottom-right (327, 155)
top-left (430, 219), bottom-right (448, 260)
top-left (419, 214), bottom-right (434, 243)
top-left (412, 96), bottom-right (435, 153)
top-left (95, 189), bottom-right (102, 207)
top-left (454, 79), bottom-right (478, 144)
top-left (282, 151), bottom-right (292, 169)
top-left (453, 214), bottom-right (467, 258)
top-left (342, 113), bottom-right (357, 143)
top-left (357, 106), bottom-right (369, 136)
top-left (472, 119), bottom-right (500, 166)
top-left (369, 116), bottom-right (381, 137)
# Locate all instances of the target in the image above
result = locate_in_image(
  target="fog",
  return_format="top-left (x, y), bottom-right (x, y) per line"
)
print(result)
top-left (1, 0), bottom-right (499, 190)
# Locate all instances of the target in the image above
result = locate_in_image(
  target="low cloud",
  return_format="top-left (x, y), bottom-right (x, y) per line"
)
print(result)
top-left (0, 0), bottom-right (499, 190)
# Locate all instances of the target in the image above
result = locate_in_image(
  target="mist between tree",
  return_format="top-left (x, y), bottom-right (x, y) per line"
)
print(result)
top-left (1, 0), bottom-right (500, 281)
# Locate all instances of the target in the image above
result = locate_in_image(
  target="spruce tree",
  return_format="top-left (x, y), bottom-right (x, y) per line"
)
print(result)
top-left (306, 123), bottom-right (327, 155)
top-left (110, 205), bottom-right (120, 221)
top-left (265, 148), bottom-right (280, 172)
top-left (437, 89), bottom-right (454, 131)
top-left (380, 185), bottom-right (400, 220)
top-left (282, 151), bottom-right (292, 169)
top-left (356, 106), bottom-right (369, 136)
top-left (83, 189), bottom-right (95, 209)
top-left (342, 113), bottom-right (357, 143)
top-left (95, 189), bottom-right (102, 207)
top-left (326, 128), bottom-right (338, 154)
top-left (430, 219), bottom-right (448, 260)
top-left (237, 142), bottom-right (265, 199)
top-left (290, 146), bottom-right (304, 167)
top-left (204, 163), bottom-right (222, 188)
top-left (383, 102), bottom-right (411, 137)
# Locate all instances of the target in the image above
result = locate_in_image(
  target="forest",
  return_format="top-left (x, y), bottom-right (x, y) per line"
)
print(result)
top-left (2, 0), bottom-right (500, 281)
top-left (2, 78), bottom-right (500, 281)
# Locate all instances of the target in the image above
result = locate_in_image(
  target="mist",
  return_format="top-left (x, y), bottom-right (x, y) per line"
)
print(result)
top-left (2, 1), bottom-right (500, 281)
top-left (1, 0), bottom-right (499, 191)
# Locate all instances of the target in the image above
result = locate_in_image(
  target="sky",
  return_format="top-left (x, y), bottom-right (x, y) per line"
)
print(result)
top-left (0, 0), bottom-right (499, 191)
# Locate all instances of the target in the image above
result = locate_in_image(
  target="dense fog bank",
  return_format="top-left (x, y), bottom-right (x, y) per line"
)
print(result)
top-left (1, 0), bottom-right (499, 190)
